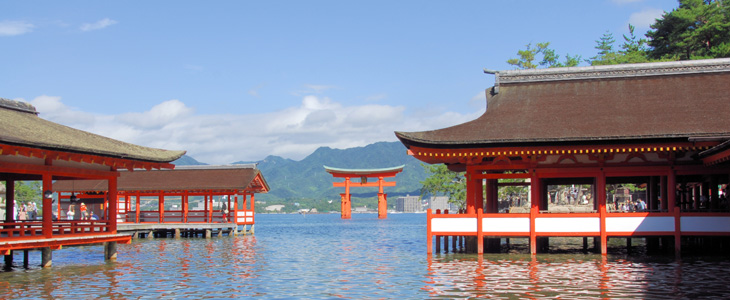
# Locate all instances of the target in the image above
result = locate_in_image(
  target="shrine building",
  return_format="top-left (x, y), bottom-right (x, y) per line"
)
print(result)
top-left (395, 58), bottom-right (730, 256)
top-left (0, 98), bottom-right (184, 267)
top-left (52, 164), bottom-right (268, 238)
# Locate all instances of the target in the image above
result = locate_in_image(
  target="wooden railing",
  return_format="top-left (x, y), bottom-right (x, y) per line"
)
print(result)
top-left (0, 220), bottom-right (111, 240)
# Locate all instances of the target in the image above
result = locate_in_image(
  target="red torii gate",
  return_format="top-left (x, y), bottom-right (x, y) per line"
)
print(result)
top-left (324, 165), bottom-right (404, 219)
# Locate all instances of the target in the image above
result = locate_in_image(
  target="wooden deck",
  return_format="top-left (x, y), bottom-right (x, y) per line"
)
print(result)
top-left (117, 222), bottom-right (253, 238)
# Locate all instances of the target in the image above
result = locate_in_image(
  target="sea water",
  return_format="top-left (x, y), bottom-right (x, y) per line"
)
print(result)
top-left (1, 213), bottom-right (729, 299)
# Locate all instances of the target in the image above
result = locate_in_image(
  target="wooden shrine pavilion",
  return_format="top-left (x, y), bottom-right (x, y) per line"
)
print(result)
top-left (324, 165), bottom-right (404, 219)
top-left (396, 58), bottom-right (730, 256)
top-left (52, 164), bottom-right (269, 238)
top-left (0, 98), bottom-right (185, 267)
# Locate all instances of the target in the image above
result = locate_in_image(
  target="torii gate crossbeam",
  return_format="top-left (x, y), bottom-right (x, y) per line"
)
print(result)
top-left (324, 165), bottom-right (405, 219)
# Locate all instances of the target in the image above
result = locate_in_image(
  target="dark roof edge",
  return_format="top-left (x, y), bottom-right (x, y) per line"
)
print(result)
top-left (494, 58), bottom-right (730, 86)
top-left (0, 98), bottom-right (38, 115)
top-left (395, 131), bottom-right (724, 150)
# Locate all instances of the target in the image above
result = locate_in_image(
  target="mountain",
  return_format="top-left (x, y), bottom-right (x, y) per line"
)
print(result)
top-left (177, 141), bottom-right (429, 210)
top-left (253, 141), bottom-right (427, 202)
top-left (172, 155), bottom-right (207, 166)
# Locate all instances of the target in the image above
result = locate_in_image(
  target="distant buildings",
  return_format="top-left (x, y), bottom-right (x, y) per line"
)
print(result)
top-left (265, 204), bottom-right (285, 212)
top-left (396, 195), bottom-right (421, 213)
top-left (429, 196), bottom-right (451, 212)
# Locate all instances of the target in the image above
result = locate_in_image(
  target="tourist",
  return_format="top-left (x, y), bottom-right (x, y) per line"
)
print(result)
top-left (67, 204), bottom-right (76, 220)
top-left (221, 202), bottom-right (229, 223)
top-left (18, 203), bottom-right (27, 220)
top-left (29, 202), bottom-right (38, 220)
top-left (637, 199), bottom-right (647, 211)
top-left (80, 202), bottom-right (87, 220)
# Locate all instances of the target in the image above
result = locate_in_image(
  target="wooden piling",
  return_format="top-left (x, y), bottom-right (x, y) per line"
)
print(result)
top-left (4, 251), bottom-right (12, 269)
top-left (41, 247), bottom-right (52, 268)
top-left (104, 242), bottom-right (117, 260)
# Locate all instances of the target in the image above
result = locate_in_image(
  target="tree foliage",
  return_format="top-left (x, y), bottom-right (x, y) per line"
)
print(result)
top-left (420, 164), bottom-right (465, 209)
top-left (591, 25), bottom-right (652, 65)
top-left (647, 0), bottom-right (730, 60)
top-left (507, 42), bottom-right (581, 69)
top-left (14, 181), bottom-right (41, 204)
top-left (507, 1), bottom-right (729, 69)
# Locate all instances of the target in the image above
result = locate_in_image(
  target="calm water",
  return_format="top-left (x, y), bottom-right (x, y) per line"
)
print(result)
top-left (2, 213), bottom-right (729, 299)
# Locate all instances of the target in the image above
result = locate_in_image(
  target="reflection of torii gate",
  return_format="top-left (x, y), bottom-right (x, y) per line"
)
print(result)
top-left (324, 165), bottom-right (405, 219)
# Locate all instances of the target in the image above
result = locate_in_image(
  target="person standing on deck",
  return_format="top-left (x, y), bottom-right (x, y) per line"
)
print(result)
top-left (67, 204), bottom-right (76, 220)
top-left (80, 202), bottom-right (87, 220)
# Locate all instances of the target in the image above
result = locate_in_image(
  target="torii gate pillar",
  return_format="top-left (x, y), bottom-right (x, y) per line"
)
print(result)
top-left (324, 165), bottom-right (405, 219)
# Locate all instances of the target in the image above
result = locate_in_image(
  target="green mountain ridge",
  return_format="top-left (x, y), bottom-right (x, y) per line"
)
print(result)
top-left (173, 141), bottom-right (428, 211)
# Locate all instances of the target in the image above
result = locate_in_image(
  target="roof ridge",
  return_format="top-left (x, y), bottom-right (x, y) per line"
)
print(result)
top-left (492, 58), bottom-right (730, 86)
top-left (0, 98), bottom-right (38, 115)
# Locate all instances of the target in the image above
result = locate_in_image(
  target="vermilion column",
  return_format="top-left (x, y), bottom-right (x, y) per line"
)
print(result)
top-left (42, 173), bottom-right (53, 238)
top-left (108, 176), bottom-right (118, 234)
top-left (341, 177), bottom-right (352, 219)
top-left (378, 177), bottom-right (387, 219)
top-left (597, 171), bottom-right (608, 255)
top-left (529, 171), bottom-right (539, 255)
top-left (466, 172), bottom-right (476, 214)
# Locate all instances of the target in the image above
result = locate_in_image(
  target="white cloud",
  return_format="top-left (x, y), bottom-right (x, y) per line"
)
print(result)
top-left (28, 95), bottom-right (481, 165)
top-left (628, 8), bottom-right (665, 30)
top-left (0, 20), bottom-right (34, 36)
top-left (80, 18), bottom-right (118, 32)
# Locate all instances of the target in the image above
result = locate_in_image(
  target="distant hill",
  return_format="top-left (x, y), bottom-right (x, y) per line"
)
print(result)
top-left (251, 141), bottom-right (427, 202)
top-left (172, 155), bottom-right (207, 166)
top-left (178, 141), bottom-right (429, 211)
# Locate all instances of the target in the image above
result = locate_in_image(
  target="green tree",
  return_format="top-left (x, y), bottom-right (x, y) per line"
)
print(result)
top-left (647, 0), bottom-right (730, 60)
top-left (420, 164), bottom-right (465, 209)
top-left (591, 25), bottom-right (652, 65)
top-left (14, 181), bottom-right (43, 217)
top-left (507, 42), bottom-right (581, 69)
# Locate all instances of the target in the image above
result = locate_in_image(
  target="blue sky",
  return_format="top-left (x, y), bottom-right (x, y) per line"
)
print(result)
top-left (2, 0), bottom-right (678, 164)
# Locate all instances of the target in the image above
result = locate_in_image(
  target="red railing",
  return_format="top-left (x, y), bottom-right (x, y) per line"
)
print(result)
top-left (0, 220), bottom-right (111, 240)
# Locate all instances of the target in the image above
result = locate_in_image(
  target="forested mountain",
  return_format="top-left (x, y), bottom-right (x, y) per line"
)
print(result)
top-left (175, 141), bottom-right (429, 212)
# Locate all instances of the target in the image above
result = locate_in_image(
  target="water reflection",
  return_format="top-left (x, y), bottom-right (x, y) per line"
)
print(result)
top-left (424, 253), bottom-right (730, 299)
top-left (1, 214), bottom-right (729, 298)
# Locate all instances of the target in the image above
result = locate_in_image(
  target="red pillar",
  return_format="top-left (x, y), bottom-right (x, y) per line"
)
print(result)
top-left (233, 194), bottom-right (238, 224)
top-left (135, 192), bottom-right (140, 223)
top-left (378, 177), bottom-right (387, 219)
top-left (667, 170), bottom-right (680, 257)
top-left (466, 171), bottom-right (476, 214)
top-left (474, 177), bottom-right (484, 213)
top-left (158, 192), bottom-right (165, 223)
top-left (597, 171), bottom-right (608, 255)
top-left (5, 180), bottom-right (14, 223)
top-left (42, 173), bottom-right (53, 238)
top-left (426, 209), bottom-right (433, 254)
top-left (530, 171), bottom-right (539, 255)
top-left (108, 176), bottom-right (118, 234)
top-left (250, 193), bottom-right (256, 224)
top-left (341, 177), bottom-right (352, 219)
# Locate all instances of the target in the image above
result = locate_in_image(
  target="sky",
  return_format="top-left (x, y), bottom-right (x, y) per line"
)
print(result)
top-left (1, 0), bottom-right (680, 164)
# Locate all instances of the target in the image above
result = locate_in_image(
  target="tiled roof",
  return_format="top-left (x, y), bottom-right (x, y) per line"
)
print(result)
top-left (53, 165), bottom-right (269, 193)
top-left (0, 98), bottom-right (185, 163)
top-left (396, 58), bottom-right (730, 148)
